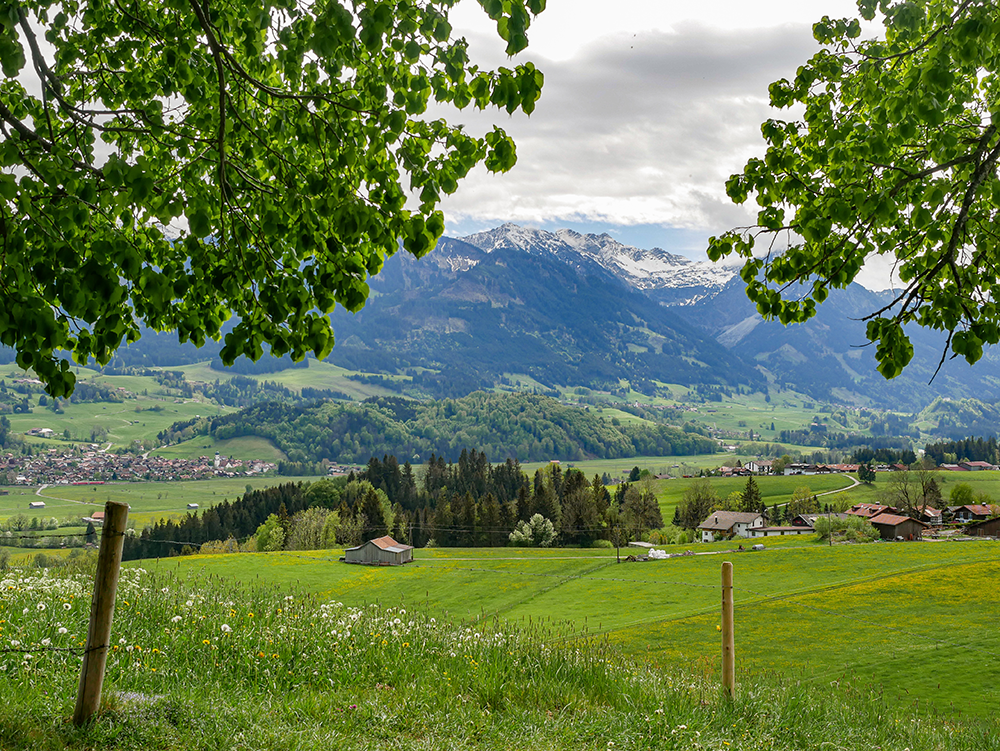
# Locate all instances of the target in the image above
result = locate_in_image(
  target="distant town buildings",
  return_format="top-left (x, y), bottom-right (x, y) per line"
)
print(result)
top-left (0, 449), bottom-right (276, 485)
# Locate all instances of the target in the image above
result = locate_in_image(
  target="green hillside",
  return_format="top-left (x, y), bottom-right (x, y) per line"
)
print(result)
top-left (161, 392), bottom-right (719, 464)
top-left (149, 540), bottom-right (1000, 718)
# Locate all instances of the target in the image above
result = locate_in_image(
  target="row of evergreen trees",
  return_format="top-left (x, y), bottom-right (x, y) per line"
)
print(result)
top-left (121, 450), bottom-right (668, 559)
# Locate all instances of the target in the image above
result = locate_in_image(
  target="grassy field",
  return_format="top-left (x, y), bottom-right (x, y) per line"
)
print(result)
top-left (142, 538), bottom-right (1000, 718)
top-left (0, 476), bottom-right (321, 527)
top-left (169, 359), bottom-right (405, 400)
top-left (4, 369), bottom-right (231, 451)
top-left (149, 435), bottom-right (287, 462)
top-left (6, 558), bottom-right (999, 750)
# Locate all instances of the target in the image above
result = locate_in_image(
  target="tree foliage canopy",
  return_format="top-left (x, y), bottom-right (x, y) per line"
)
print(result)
top-left (710, 0), bottom-right (1000, 380)
top-left (0, 0), bottom-right (545, 395)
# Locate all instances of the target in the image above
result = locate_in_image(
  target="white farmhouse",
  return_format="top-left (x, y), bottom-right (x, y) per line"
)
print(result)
top-left (697, 511), bottom-right (764, 543)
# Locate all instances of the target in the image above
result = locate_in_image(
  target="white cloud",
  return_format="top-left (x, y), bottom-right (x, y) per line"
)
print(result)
top-left (438, 22), bottom-right (822, 242)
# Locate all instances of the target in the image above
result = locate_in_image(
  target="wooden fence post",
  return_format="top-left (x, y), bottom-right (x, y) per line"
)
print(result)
top-left (721, 560), bottom-right (735, 700)
top-left (73, 501), bottom-right (129, 726)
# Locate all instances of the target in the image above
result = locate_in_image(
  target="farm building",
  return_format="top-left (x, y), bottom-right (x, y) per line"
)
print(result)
top-left (792, 512), bottom-right (852, 528)
top-left (846, 503), bottom-right (897, 519)
top-left (344, 536), bottom-right (413, 566)
top-left (187, 503), bottom-right (200, 509)
top-left (966, 517), bottom-right (1000, 537)
top-left (868, 513), bottom-right (928, 541)
top-left (918, 507), bottom-right (943, 525)
top-left (949, 504), bottom-right (993, 522)
top-left (747, 525), bottom-right (815, 538)
top-left (82, 510), bottom-right (106, 525)
top-left (28, 501), bottom-right (45, 509)
top-left (697, 511), bottom-right (764, 543)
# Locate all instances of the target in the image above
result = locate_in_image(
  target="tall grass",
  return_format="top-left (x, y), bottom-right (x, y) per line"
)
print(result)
top-left (2, 564), bottom-right (998, 750)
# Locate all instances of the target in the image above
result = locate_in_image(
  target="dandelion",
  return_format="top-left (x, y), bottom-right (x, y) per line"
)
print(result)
top-left (58, 628), bottom-right (67, 635)
top-left (171, 615), bottom-right (182, 623)
top-left (202, 639), bottom-right (211, 645)
top-left (185, 600), bottom-right (194, 607)
top-left (40, 638), bottom-right (51, 646)
top-left (62, 603), bottom-right (71, 610)
top-left (221, 624), bottom-right (232, 633)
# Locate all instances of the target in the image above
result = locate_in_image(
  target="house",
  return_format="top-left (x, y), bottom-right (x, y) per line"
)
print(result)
top-left (82, 510), bottom-right (106, 525)
top-left (917, 507), bottom-right (943, 525)
top-left (868, 513), bottom-right (929, 541)
top-left (959, 461), bottom-right (997, 471)
top-left (697, 511), bottom-right (764, 543)
top-left (745, 460), bottom-right (773, 475)
top-left (344, 536), bottom-right (414, 566)
top-left (28, 501), bottom-right (45, 509)
top-left (939, 464), bottom-right (968, 472)
top-left (845, 503), bottom-right (897, 519)
top-left (747, 525), bottom-right (815, 537)
top-left (187, 503), bottom-right (200, 510)
top-left (792, 512), bottom-right (852, 528)
top-left (966, 516), bottom-right (1000, 537)
top-left (950, 504), bottom-right (993, 522)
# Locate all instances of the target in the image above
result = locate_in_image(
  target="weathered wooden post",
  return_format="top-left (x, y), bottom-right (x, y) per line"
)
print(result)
top-left (721, 561), bottom-right (735, 700)
top-left (73, 501), bottom-right (129, 726)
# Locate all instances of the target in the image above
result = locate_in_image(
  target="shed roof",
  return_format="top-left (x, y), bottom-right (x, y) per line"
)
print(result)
top-left (345, 535), bottom-right (414, 553)
top-left (954, 504), bottom-right (993, 516)
top-left (869, 513), bottom-right (929, 528)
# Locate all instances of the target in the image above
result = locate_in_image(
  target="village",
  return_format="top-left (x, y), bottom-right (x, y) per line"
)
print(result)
top-left (696, 500), bottom-right (1000, 544)
top-left (1, 448), bottom-right (277, 486)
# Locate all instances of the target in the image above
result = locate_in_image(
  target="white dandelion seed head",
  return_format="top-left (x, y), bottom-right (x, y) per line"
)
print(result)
top-left (58, 627), bottom-right (68, 635)
top-left (171, 615), bottom-right (182, 623)
top-left (221, 624), bottom-right (232, 633)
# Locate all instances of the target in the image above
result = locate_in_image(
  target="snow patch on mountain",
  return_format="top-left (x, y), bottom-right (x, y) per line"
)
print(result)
top-left (460, 224), bottom-right (739, 304)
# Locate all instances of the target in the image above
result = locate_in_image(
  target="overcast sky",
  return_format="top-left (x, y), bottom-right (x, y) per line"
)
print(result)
top-left (435, 0), bottom-right (895, 283)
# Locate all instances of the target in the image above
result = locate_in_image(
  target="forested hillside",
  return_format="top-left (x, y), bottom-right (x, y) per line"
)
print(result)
top-left (160, 392), bottom-right (717, 463)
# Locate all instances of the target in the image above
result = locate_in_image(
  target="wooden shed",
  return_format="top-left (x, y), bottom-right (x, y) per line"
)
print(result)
top-left (966, 516), bottom-right (1000, 538)
top-left (344, 536), bottom-right (414, 566)
top-left (869, 513), bottom-right (929, 541)
top-left (28, 501), bottom-right (45, 509)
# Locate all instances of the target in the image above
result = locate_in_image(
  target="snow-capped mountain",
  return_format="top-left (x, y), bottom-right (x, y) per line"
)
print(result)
top-left (457, 223), bottom-right (739, 305)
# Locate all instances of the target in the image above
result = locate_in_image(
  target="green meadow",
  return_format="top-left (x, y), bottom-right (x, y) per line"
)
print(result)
top-left (168, 358), bottom-right (406, 399)
top-left (144, 538), bottom-right (1000, 718)
top-left (149, 435), bottom-right (288, 462)
top-left (4, 368), bottom-right (232, 451)
top-left (0, 476), bottom-right (319, 527)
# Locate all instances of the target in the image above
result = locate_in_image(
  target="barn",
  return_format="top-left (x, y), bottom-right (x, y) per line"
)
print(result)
top-left (868, 513), bottom-right (928, 541)
top-left (28, 501), bottom-right (45, 509)
top-left (966, 517), bottom-right (1000, 538)
top-left (344, 536), bottom-right (414, 566)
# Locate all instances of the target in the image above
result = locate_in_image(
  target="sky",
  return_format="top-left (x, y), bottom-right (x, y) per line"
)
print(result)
top-left (435, 0), bottom-right (898, 285)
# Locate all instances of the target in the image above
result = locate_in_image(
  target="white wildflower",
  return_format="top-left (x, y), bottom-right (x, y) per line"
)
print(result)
top-left (58, 628), bottom-right (68, 635)
top-left (221, 624), bottom-right (232, 633)
top-left (171, 615), bottom-right (182, 623)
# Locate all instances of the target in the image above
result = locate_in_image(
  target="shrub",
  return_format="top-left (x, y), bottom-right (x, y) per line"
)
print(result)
top-left (509, 514), bottom-right (556, 547)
